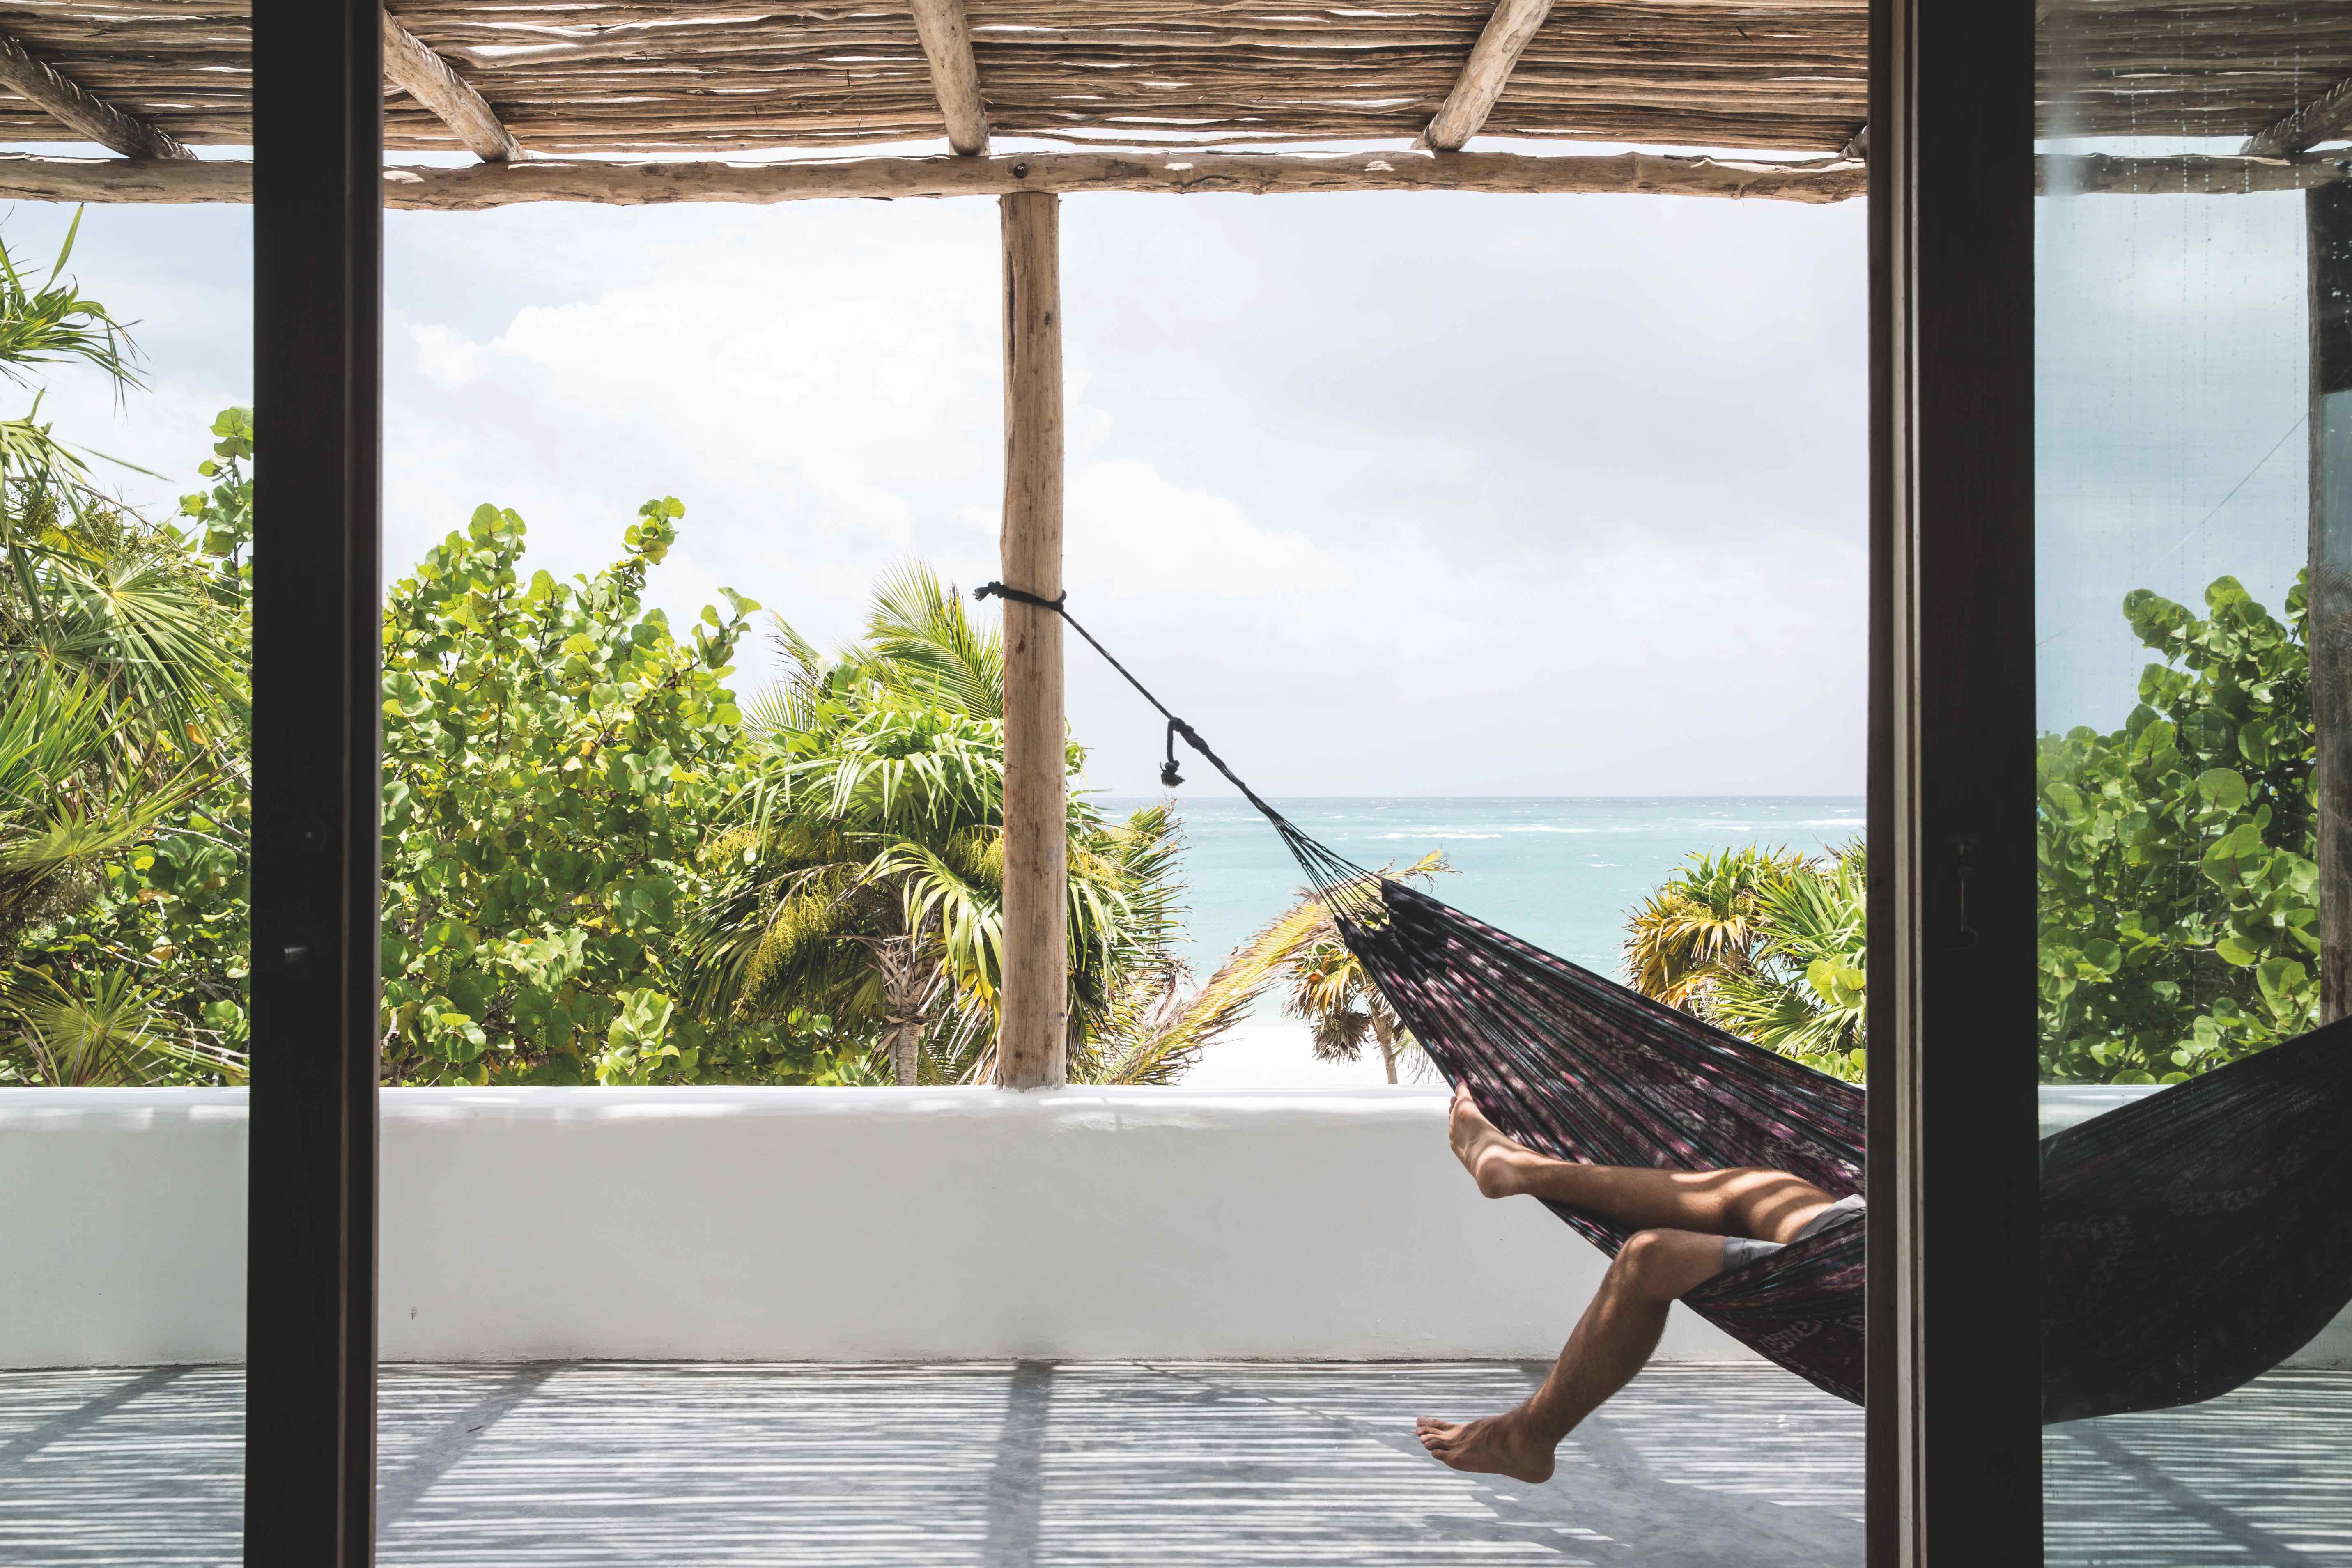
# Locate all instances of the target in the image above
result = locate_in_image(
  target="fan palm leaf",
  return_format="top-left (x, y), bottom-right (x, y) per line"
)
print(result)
top-left (2, 965), bottom-right (244, 1087)
top-left (1675, 839), bottom-right (1867, 1078)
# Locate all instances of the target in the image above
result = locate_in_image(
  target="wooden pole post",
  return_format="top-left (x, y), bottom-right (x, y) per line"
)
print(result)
top-left (2308, 183), bottom-right (2352, 1023)
top-left (997, 190), bottom-right (1068, 1089)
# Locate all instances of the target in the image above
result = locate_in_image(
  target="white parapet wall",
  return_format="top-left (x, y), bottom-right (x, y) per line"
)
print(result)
top-left (1, 1084), bottom-right (2346, 1371)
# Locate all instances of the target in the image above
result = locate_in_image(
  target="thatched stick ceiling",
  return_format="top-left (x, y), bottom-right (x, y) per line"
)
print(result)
top-left (0, 0), bottom-right (2344, 205)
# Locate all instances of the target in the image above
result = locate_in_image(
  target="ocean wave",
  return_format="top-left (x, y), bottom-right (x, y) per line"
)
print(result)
top-left (1504, 825), bottom-right (1592, 834)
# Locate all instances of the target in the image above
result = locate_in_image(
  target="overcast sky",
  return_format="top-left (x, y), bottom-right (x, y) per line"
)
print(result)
top-left (5, 153), bottom-right (1864, 800)
top-left (7, 148), bottom-right (2308, 798)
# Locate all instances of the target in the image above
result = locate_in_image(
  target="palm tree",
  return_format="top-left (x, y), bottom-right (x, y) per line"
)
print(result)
top-left (1205, 852), bottom-right (1449, 1084)
top-left (1038, 801), bottom-right (1259, 1085)
top-left (1621, 845), bottom-right (1803, 1011)
top-left (685, 562), bottom-right (1204, 1085)
top-left (0, 673), bottom-right (200, 951)
top-left (684, 697), bottom-right (1001, 1084)
top-left (1700, 842), bottom-right (1867, 1077)
top-left (1624, 840), bottom-right (1867, 1081)
top-left (0, 222), bottom-right (249, 1085)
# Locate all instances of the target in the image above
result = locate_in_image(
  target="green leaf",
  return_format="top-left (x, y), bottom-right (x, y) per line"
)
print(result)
top-left (2194, 768), bottom-right (2249, 810)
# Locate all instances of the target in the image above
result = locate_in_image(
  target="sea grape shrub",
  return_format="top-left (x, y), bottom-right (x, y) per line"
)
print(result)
top-left (2037, 574), bottom-right (2318, 1083)
top-left (378, 497), bottom-right (772, 1084)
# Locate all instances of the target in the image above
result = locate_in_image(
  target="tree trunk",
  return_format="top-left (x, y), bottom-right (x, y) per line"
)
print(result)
top-left (1372, 1013), bottom-right (1399, 1084)
top-left (2309, 184), bottom-right (2352, 1023)
top-left (875, 932), bottom-right (933, 1086)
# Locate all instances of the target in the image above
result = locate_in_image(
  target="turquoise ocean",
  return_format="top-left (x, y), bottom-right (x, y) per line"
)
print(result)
top-left (1099, 796), bottom-right (1869, 985)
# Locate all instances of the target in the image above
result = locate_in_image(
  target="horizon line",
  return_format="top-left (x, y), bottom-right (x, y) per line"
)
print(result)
top-left (1084, 790), bottom-right (1868, 801)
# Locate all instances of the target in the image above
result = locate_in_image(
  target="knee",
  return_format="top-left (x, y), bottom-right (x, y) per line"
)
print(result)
top-left (1612, 1229), bottom-right (1701, 1297)
top-left (1615, 1229), bottom-right (1674, 1283)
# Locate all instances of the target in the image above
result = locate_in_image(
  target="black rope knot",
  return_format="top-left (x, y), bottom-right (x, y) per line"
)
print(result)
top-left (974, 581), bottom-right (1066, 612)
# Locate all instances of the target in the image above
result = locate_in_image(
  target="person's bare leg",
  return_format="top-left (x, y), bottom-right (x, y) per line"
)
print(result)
top-left (1447, 1084), bottom-right (1838, 1243)
top-left (1417, 1227), bottom-right (1725, 1482)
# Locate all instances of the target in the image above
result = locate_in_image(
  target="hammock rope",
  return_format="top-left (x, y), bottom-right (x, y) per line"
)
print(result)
top-left (985, 582), bottom-right (2352, 1422)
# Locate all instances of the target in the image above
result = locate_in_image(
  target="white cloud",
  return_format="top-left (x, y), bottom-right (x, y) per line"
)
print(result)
top-left (409, 322), bottom-right (487, 388)
top-left (1066, 459), bottom-right (1350, 601)
top-left (36, 187), bottom-right (1877, 798)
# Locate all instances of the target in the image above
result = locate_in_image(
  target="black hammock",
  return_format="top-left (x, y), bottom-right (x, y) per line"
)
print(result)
top-left (982, 582), bottom-right (2352, 1425)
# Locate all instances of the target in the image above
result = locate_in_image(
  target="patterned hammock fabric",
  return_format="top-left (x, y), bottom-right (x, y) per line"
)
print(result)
top-left (1015, 581), bottom-right (2352, 1423)
top-left (1279, 820), bottom-right (2352, 1423)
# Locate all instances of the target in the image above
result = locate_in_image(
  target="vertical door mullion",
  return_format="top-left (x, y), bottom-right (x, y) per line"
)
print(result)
top-left (1867, 0), bottom-right (2044, 1561)
top-left (246, 1), bottom-right (383, 1562)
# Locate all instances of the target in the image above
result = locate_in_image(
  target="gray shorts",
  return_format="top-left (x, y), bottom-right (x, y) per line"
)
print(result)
top-left (1719, 1193), bottom-right (1865, 1274)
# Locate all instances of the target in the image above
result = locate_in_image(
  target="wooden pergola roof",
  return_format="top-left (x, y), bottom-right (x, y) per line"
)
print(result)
top-left (0, 0), bottom-right (2347, 205)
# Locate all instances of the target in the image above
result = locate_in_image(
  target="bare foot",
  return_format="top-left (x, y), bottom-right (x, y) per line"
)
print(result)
top-left (1449, 1084), bottom-right (1539, 1198)
top-left (1416, 1411), bottom-right (1557, 1484)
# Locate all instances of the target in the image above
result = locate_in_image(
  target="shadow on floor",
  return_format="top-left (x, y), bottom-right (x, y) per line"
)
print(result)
top-left (0, 1360), bottom-right (2343, 1565)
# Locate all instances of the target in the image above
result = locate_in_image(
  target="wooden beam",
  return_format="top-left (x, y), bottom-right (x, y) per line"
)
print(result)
top-left (2051, 149), bottom-right (2352, 195)
top-left (1420, 0), bottom-right (1554, 151)
top-left (382, 9), bottom-right (523, 162)
top-left (2245, 73), bottom-right (2352, 160)
top-left (909, 0), bottom-right (988, 156)
top-left (0, 149), bottom-right (1870, 206)
top-left (0, 33), bottom-right (192, 159)
top-left (5, 149), bottom-right (2344, 210)
top-left (996, 188), bottom-right (1066, 1092)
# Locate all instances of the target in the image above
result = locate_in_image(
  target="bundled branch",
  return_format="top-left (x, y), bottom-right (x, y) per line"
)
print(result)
top-left (0, 0), bottom-right (2344, 163)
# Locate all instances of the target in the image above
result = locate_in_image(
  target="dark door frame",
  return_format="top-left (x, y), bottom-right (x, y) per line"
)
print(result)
top-left (1865, 0), bottom-right (2044, 1560)
top-left (239, 0), bottom-right (2048, 1560)
top-left (244, 1), bottom-right (383, 1563)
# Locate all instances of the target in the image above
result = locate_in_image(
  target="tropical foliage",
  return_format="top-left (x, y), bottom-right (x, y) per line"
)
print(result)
top-left (1623, 843), bottom-right (1867, 1081)
top-left (0, 215), bottom-right (1269, 1086)
top-left (377, 498), bottom-right (771, 1084)
top-left (0, 229), bottom-right (250, 1086)
top-left (2037, 575), bottom-right (2317, 1083)
top-left (1201, 853), bottom-right (1450, 1083)
top-left (1628, 572), bottom-right (2323, 1090)
top-left (683, 566), bottom-right (1250, 1086)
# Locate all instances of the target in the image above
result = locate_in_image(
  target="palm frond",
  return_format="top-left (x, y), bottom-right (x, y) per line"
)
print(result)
top-left (1622, 844), bottom-right (1803, 1011)
top-left (861, 560), bottom-right (1003, 720)
top-left (0, 214), bottom-right (142, 393)
top-left (2, 965), bottom-right (243, 1087)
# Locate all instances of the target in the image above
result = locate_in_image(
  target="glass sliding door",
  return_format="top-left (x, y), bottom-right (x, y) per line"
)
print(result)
top-left (2035, 4), bottom-right (2352, 1560)
top-left (0, 195), bottom-right (257, 1565)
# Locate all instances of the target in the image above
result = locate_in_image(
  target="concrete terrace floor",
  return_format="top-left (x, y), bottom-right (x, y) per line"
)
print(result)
top-left (0, 1361), bottom-right (2345, 1567)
